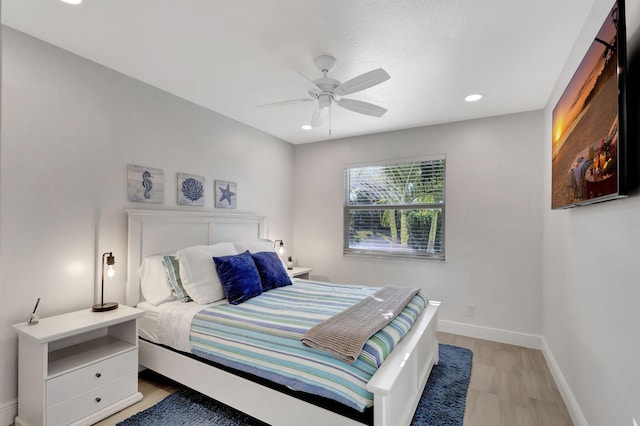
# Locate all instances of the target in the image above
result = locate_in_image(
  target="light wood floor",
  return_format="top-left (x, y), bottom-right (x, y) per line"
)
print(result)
top-left (438, 333), bottom-right (573, 426)
top-left (95, 332), bottom-right (573, 425)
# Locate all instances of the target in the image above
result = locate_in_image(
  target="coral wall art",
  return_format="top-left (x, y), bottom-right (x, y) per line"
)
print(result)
top-left (128, 165), bottom-right (164, 203)
top-left (178, 173), bottom-right (205, 206)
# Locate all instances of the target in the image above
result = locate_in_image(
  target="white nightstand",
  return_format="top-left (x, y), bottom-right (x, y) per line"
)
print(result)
top-left (287, 266), bottom-right (312, 279)
top-left (12, 305), bottom-right (145, 426)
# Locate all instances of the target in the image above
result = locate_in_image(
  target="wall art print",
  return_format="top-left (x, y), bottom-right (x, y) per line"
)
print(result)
top-left (128, 165), bottom-right (164, 203)
top-left (215, 180), bottom-right (237, 209)
top-left (551, 0), bottom-right (628, 208)
top-left (178, 173), bottom-right (205, 206)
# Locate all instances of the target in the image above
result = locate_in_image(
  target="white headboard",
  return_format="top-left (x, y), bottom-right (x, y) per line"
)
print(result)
top-left (126, 209), bottom-right (266, 306)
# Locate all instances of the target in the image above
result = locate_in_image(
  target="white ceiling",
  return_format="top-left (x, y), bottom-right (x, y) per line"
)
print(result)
top-left (1, 0), bottom-right (595, 144)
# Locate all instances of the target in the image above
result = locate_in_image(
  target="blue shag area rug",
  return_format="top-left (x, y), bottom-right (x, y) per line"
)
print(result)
top-left (410, 344), bottom-right (473, 426)
top-left (118, 344), bottom-right (472, 426)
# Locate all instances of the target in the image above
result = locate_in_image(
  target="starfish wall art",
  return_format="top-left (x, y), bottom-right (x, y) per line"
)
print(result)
top-left (215, 180), bottom-right (237, 209)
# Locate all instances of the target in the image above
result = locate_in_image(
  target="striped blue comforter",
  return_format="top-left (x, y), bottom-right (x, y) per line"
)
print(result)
top-left (189, 280), bottom-right (427, 412)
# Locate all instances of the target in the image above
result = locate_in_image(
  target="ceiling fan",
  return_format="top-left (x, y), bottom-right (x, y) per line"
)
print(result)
top-left (258, 55), bottom-right (390, 130)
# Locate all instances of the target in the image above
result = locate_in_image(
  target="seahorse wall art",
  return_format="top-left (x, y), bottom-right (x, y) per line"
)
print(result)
top-left (177, 173), bottom-right (205, 206)
top-left (142, 171), bottom-right (153, 199)
top-left (128, 165), bottom-right (164, 203)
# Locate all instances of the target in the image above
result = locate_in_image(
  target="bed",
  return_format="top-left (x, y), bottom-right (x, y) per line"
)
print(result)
top-left (125, 209), bottom-right (440, 426)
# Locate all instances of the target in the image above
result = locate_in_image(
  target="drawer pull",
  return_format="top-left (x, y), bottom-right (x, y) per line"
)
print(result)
top-left (95, 373), bottom-right (102, 378)
top-left (95, 397), bottom-right (101, 403)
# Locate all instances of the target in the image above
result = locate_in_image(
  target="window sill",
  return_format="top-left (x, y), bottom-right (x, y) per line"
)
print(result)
top-left (343, 250), bottom-right (445, 262)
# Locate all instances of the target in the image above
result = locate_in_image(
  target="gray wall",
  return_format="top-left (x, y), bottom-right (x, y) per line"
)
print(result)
top-left (542, 0), bottom-right (640, 424)
top-left (0, 27), bottom-right (294, 412)
top-left (292, 111), bottom-right (544, 336)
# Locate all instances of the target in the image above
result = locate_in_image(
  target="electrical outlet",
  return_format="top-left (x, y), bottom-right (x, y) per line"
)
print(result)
top-left (465, 303), bottom-right (476, 317)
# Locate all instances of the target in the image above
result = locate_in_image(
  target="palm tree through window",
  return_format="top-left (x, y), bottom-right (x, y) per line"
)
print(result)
top-left (344, 156), bottom-right (445, 260)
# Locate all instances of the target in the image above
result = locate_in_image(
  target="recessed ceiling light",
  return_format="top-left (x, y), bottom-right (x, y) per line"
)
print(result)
top-left (301, 124), bottom-right (312, 130)
top-left (465, 93), bottom-right (483, 102)
top-left (60, 0), bottom-right (84, 5)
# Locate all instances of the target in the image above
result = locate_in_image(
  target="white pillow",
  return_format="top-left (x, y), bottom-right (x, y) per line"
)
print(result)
top-left (139, 255), bottom-right (177, 305)
top-left (234, 239), bottom-right (280, 253)
top-left (177, 242), bottom-right (238, 304)
top-left (234, 239), bottom-right (287, 267)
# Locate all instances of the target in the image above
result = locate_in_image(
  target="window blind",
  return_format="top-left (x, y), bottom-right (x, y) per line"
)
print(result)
top-left (343, 156), bottom-right (445, 260)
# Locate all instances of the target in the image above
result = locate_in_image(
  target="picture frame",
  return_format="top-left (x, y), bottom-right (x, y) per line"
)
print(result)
top-left (551, 0), bottom-right (630, 209)
top-left (177, 173), bottom-right (205, 206)
top-left (215, 180), bottom-right (237, 209)
top-left (128, 165), bottom-right (164, 203)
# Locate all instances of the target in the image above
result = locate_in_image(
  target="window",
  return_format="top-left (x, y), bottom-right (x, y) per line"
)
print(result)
top-left (343, 156), bottom-right (445, 260)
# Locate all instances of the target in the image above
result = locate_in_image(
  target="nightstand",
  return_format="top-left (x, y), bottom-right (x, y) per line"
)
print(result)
top-left (12, 305), bottom-right (145, 426)
top-left (287, 266), bottom-right (312, 279)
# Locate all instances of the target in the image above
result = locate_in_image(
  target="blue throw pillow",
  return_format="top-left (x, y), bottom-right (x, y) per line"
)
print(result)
top-left (213, 250), bottom-right (263, 304)
top-left (252, 251), bottom-right (292, 291)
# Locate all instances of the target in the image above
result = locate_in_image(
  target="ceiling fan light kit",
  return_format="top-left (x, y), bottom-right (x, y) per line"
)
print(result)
top-left (258, 55), bottom-right (390, 132)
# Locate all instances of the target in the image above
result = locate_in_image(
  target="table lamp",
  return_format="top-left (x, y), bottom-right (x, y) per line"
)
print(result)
top-left (92, 252), bottom-right (119, 312)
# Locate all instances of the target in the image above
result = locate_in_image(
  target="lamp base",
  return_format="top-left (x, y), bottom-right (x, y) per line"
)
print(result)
top-left (92, 302), bottom-right (119, 312)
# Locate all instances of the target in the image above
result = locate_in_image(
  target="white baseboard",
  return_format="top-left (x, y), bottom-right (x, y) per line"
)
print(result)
top-left (438, 320), bottom-right (543, 349)
top-left (541, 337), bottom-right (588, 426)
top-left (438, 320), bottom-right (587, 426)
top-left (0, 399), bottom-right (17, 426)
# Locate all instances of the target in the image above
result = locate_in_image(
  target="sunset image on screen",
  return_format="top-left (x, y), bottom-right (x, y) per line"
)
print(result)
top-left (551, 3), bottom-right (620, 209)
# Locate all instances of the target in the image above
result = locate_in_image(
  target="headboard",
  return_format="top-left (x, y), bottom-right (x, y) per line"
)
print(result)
top-left (126, 209), bottom-right (266, 306)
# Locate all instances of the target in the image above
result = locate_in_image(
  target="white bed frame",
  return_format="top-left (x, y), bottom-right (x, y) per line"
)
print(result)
top-left (126, 209), bottom-right (440, 426)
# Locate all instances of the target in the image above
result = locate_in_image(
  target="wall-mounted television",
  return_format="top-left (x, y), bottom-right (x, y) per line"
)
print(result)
top-left (551, 0), bottom-right (630, 209)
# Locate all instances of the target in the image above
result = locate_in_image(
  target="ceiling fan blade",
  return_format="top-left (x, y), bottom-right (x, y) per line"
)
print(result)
top-left (257, 97), bottom-right (315, 109)
top-left (336, 98), bottom-right (387, 117)
top-left (311, 106), bottom-right (326, 127)
top-left (334, 68), bottom-right (390, 96)
top-left (290, 67), bottom-right (322, 92)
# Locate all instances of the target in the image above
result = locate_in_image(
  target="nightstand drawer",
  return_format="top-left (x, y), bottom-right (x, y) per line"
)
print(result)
top-left (46, 349), bottom-right (137, 407)
top-left (46, 372), bottom-right (138, 426)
